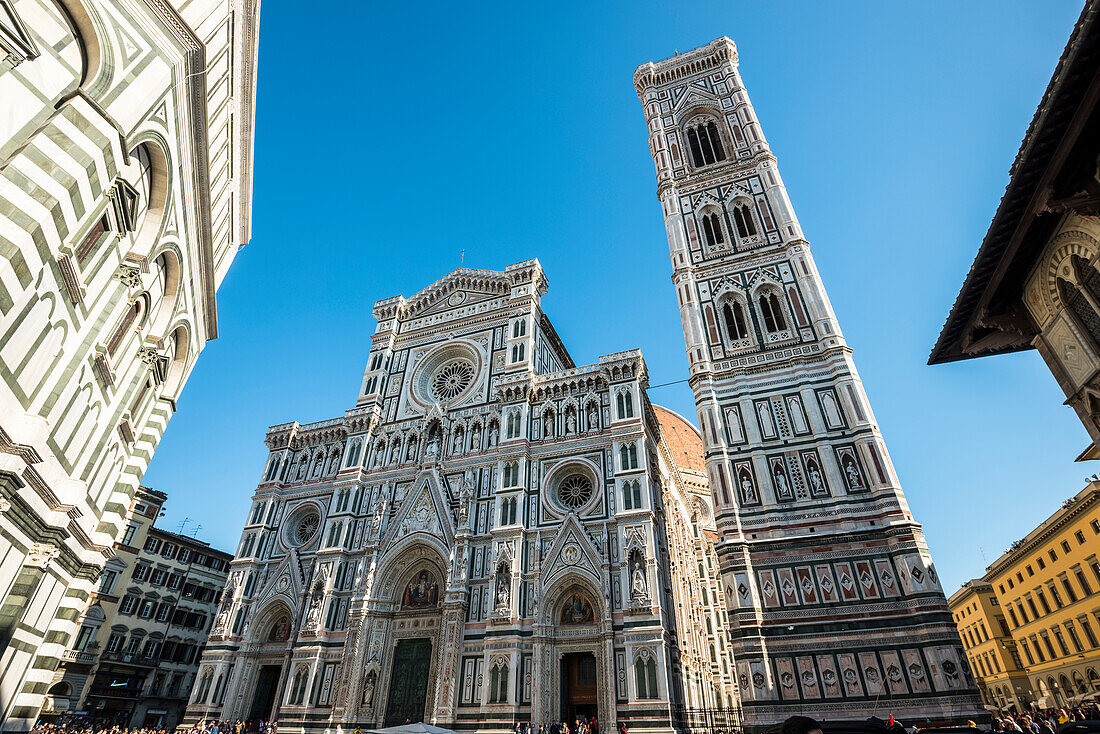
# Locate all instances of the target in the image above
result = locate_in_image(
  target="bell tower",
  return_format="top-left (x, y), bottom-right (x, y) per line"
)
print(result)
top-left (635, 39), bottom-right (983, 723)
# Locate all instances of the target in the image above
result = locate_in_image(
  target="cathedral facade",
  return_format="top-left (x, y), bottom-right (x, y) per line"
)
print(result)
top-left (633, 39), bottom-right (983, 723)
top-left (185, 261), bottom-right (737, 732)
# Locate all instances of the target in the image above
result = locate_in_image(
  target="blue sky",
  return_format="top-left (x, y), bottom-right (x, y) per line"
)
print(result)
top-left (143, 1), bottom-right (1090, 594)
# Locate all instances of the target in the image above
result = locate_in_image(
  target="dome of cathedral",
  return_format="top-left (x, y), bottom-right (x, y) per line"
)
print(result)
top-left (652, 405), bottom-right (705, 473)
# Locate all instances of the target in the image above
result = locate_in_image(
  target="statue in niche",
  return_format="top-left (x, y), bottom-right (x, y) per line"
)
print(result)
top-left (389, 442), bottom-right (401, 464)
top-left (560, 593), bottom-right (595, 624)
top-left (495, 574), bottom-right (510, 611)
top-left (739, 471), bottom-right (756, 503)
top-left (362, 670), bottom-right (377, 708)
top-left (369, 496), bottom-right (387, 539)
top-left (311, 456), bottom-right (322, 478)
top-left (304, 583), bottom-right (324, 629)
top-left (543, 412), bottom-right (554, 438)
top-left (470, 428), bottom-right (481, 451)
top-left (402, 569), bottom-right (439, 609)
top-left (459, 473), bottom-right (474, 525)
top-left (565, 411), bottom-right (577, 435)
top-left (452, 431), bottom-right (463, 454)
top-left (774, 464), bottom-right (791, 499)
top-left (808, 464), bottom-right (824, 494)
top-left (426, 432), bottom-right (441, 458)
top-left (405, 439), bottom-right (417, 462)
top-left (587, 404), bottom-right (599, 430)
top-left (214, 585), bottom-right (234, 633)
top-left (296, 457), bottom-right (308, 481)
top-left (844, 458), bottom-right (863, 489)
top-left (327, 452), bottom-right (340, 475)
top-left (488, 424), bottom-right (499, 447)
top-left (631, 556), bottom-right (648, 599)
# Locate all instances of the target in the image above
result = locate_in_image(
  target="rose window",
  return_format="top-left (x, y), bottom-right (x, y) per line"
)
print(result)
top-left (430, 359), bottom-right (475, 401)
top-left (557, 474), bottom-right (594, 509)
top-left (292, 512), bottom-right (320, 546)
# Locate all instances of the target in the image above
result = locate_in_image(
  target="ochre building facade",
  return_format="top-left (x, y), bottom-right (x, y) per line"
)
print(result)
top-left (953, 481), bottom-right (1100, 711)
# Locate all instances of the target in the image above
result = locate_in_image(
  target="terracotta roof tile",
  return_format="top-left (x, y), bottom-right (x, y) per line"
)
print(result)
top-left (653, 405), bottom-right (706, 473)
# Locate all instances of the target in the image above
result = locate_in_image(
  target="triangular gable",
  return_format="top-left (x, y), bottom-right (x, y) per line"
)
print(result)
top-left (253, 548), bottom-right (305, 609)
top-left (415, 289), bottom-right (504, 318)
top-left (403, 269), bottom-right (511, 318)
top-left (723, 183), bottom-right (754, 203)
top-left (674, 85), bottom-right (719, 114)
top-left (541, 513), bottom-right (603, 588)
top-left (691, 191), bottom-right (723, 212)
top-left (381, 468), bottom-right (454, 551)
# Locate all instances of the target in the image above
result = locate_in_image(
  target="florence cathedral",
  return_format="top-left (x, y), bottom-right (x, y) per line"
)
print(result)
top-left (184, 38), bottom-right (984, 733)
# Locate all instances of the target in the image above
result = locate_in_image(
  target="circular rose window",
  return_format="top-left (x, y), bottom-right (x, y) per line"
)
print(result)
top-left (557, 474), bottom-right (593, 509)
top-left (410, 343), bottom-right (482, 408)
top-left (430, 359), bottom-right (475, 401)
top-left (284, 508), bottom-right (320, 548)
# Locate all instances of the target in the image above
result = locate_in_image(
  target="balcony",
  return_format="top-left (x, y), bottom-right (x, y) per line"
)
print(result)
top-left (61, 649), bottom-right (98, 665)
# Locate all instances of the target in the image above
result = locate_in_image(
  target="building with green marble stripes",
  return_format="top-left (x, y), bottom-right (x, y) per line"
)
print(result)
top-left (0, 0), bottom-right (258, 729)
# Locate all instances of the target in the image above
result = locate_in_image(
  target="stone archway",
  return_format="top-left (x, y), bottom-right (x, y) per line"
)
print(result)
top-left (532, 574), bottom-right (615, 730)
top-left (222, 600), bottom-right (295, 721)
top-left (344, 541), bottom-right (451, 728)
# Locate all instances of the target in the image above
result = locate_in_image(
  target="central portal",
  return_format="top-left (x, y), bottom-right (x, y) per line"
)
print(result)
top-left (560, 652), bottom-right (598, 726)
top-left (385, 638), bottom-right (432, 726)
top-left (248, 665), bottom-right (281, 721)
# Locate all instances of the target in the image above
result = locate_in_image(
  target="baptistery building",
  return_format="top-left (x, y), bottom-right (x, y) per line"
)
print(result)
top-left (184, 261), bottom-right (737, 732)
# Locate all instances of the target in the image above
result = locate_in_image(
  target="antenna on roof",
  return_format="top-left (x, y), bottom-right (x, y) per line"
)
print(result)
top-left (191, 524), bottom-right (202, 538)
top-left (460, 248), bottom-right (465, 267)
top-left (176, 517), bottom-right (192, 534)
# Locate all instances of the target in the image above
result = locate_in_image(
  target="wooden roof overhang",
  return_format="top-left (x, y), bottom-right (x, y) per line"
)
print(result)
top-left (930, 1), bottom-right (1100, 365)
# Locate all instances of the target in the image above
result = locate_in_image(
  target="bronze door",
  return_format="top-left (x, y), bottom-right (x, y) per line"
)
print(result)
top-left (384, 638), bottom-right (432, 726)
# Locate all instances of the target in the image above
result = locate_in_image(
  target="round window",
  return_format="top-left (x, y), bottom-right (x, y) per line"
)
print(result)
top-left (286, 509), bottom-right (320, 547)
top-left (409, 343), bottom-right (482, 408)
top-left (430, 359), bottom-right (475, 402)
top-left (557, 474), bottom-right (594, 510)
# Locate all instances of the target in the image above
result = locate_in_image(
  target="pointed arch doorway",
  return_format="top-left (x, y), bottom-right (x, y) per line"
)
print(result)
top-left (532, 579), bottom-right (615, 730)
top-left (561, 651), bottom-right (598, 723)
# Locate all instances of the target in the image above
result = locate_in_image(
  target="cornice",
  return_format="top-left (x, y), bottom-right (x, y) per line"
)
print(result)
top-left (985, 483), bottom-right (1100, 578)
top-left (144, 0), bottom-right (217, 341)
top-left (633, 37), bottom-right (738, 97)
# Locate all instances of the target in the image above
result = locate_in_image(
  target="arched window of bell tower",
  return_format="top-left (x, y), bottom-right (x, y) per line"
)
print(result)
top-left (699, 207), bottom-right (727, 251)
top-left (756, 289), bottom-right (789, 335)
top-left (684, 117), bottom-right (727, 168)
top-left (731, 200), bottom-right (758, 239)
top-left (720, 298), bottom-right (751, 343)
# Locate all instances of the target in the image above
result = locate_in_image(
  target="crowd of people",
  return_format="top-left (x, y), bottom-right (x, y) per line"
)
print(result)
top-left (30, 709), bottom-right (1100, 734)
top-left (988, 706), bottom-right (1100, 733)
top-left (30, 721), bottom-right (276, 734)
top-left (509, 716), bottom-right (600, 734)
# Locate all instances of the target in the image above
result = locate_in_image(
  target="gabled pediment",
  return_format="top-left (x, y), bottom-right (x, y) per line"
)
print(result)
top-left (381, 468), bottom-right (454, 551)
top-left (254, 549), bottom-right (305, 609)
top-left (403, 269), bottom-right (512, 318)
top-left (674, 84), bottom-right (719, 114)
top-left (541, 513), bottom-right (603, 587)
top-left (723, 183), bottom-right (754, 203)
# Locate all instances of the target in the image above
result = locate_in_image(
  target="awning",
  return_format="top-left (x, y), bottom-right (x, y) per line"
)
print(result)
top-left (367, 725), bottom-right (461, 734)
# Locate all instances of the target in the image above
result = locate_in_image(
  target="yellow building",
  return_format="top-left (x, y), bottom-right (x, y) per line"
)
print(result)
top-left (951, 481), bottom-right (1100, 711)
top-left (949, 580), bottom-right (1030, 712)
